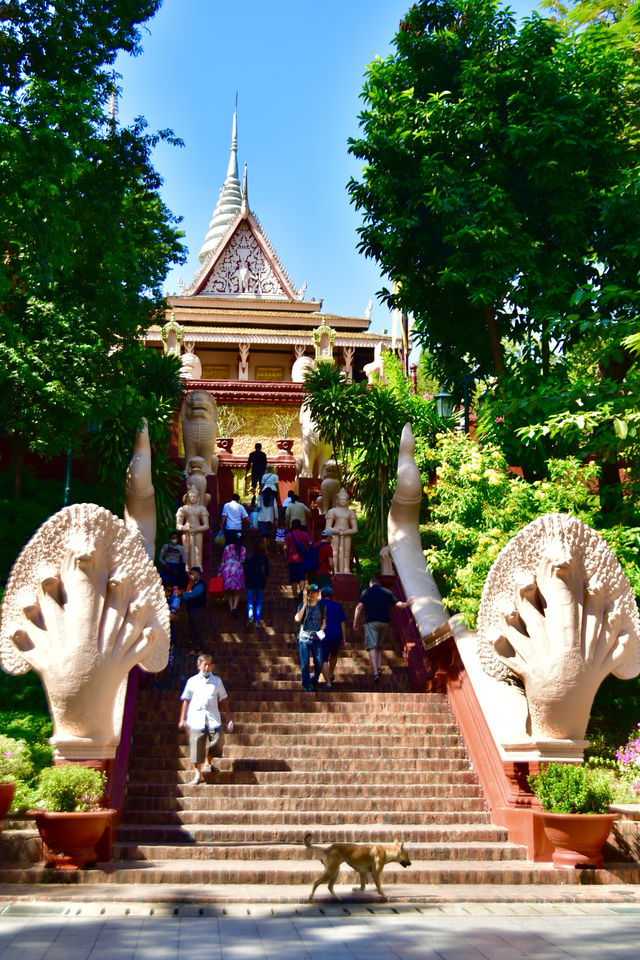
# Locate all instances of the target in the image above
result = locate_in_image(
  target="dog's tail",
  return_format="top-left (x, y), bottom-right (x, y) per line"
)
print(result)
top-left (304, 832), bottom-right (326, 861)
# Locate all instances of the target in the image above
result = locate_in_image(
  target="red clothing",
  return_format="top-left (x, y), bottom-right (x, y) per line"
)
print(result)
top-left (285, 529), bottom-right (311, 563)
top-left (313, 541), bottom-right (333, 575)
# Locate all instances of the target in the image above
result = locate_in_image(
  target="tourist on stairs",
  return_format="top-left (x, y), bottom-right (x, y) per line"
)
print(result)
top-left (352, 577), bottom-right (413, 682)
top-left (294, 583), bottom-right (326, 692)
top-left (319, 585), bottom-right (347, 687)
top-left (244, 540), bottom-right (270, 628)
top-left (218, 533), bottom-right (246, 619)
top-left (285, 518), bottom-right (311, 598)
top-left (179, 654), bottom-right (233, 785)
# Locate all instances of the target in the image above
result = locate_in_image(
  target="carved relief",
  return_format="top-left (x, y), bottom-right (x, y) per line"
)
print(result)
top-left (0, 504), bottom-right (169, 760)
top-left (343, 345), bottom-right (355, 382)
top-left (201, 223), bottom-right (288, 299)
top-left (477, 513), bottom-right (640, 741)
top-left (238, 342), bottom-right (250, 381)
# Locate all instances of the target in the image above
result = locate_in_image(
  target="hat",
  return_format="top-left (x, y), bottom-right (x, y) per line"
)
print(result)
top-left (321, 586), bottom-right (333, 597)
top-left (321, 529), bottom-right (333, 537)
top-left (308, 583), bottom-right (320, 591)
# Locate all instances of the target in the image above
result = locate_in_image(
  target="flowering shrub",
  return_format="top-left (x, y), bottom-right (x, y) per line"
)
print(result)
top-left (33, 764), bottom-right (106, 813)
top-left (421, 432), bottom-right (603, 625)
top-left (0, 735), bottom-right (35, 784)
top-left (615, 723), bottom-right (640, 798)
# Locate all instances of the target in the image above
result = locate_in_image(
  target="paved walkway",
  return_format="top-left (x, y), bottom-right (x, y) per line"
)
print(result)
top-left (0, 890), bottom-right (640, 959)
top-left (0, 899), bottom-right (639, 959)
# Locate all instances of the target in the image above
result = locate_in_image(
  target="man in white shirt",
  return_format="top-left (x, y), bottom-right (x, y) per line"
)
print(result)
top-left (220, 493), bottom-right (249, 546)
top-left (179, 654), bottom-right (233, 785)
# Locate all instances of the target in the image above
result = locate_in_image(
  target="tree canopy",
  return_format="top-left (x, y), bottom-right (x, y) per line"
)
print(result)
top-left (0, 0), bottom-right (186, 488)
top-left (348, 0), bottom-right (640, 509)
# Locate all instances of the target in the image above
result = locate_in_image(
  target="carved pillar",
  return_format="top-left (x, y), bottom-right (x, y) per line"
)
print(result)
top-left (238, 342), bottom-right (250, 381)
top-left (343, 345), bottom-right (355, 382)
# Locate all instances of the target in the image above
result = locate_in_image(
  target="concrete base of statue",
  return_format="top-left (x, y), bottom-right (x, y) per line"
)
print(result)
top-left (333, 573), bottom-right (360, 603)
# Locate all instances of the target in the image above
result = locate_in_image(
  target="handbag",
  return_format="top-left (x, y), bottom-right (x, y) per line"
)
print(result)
top-left (208, 576), bottom-right (225, 598)
top-left (214, 532), bottom-right (225, 547)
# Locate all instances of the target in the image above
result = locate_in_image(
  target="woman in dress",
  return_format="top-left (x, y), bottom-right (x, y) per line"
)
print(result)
top-left (218, 533), bottom-right (246, 618)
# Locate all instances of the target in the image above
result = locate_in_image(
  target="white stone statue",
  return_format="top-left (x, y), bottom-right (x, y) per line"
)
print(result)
top-left (0, 427), bottom-right (169, 761)
top-left (175, 486), bottom-right (210, 570)
top-left (180, 390), bottom-right (218, 476)
top-left (477, 513), bottom-right (640, 743)
top-left (298, 400), bottom-right (332, 479)
top-left (325, 488), bottom-right (358, 574)
top-left (316, 460), bottom-right (341, 514)
top-left (185, 456), bottom-right (212, 508)
top-left (180, 339), bottom-right (202, 380)
top-left (363, 342), bottom-right (386, 384)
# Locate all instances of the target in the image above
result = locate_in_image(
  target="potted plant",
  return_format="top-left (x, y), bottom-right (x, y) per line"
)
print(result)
top-left (216, 405), bottom-right (246, 454)
top-left (0, 735), bottom-right (34, 822)
top-left (32, 764), bottom-right (114, 870)
top-left (528, 762), bottom-right (615, 869)
top-left (272, 411), bottom-right (297, 455)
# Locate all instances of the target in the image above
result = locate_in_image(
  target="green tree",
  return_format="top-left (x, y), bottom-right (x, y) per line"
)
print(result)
top-left (0, 0), bottom-right (186, 495)
top-left (348, 0), bottom-right (640, 509)
top-left (303, 358), bottom-right (444, 546)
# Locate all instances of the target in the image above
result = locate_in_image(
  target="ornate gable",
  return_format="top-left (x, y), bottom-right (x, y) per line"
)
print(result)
top-left (188, 211), bottom-right (303, 301)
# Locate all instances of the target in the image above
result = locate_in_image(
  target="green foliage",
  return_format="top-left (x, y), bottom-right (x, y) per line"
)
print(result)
top-left (422, 431), bottom-right (639, 625)
top-left (303, 356), bottom-right (446, 546)
top-left (34, 764), bottom-right (106, 813)
top-left (85, 350), bottom-right (183, 529)
top-left (0, 467), bottom-right (117, 586)
top-left (349, 0), bottom-right (640, 382)
top-left (0, 735), bottom-right (35, 784)
top-left (0, 0), bottom-right (186, 481)
top-left (349, 0), bottom-right (640, 514)
top-left (528, 762), bottom-right (613, 814)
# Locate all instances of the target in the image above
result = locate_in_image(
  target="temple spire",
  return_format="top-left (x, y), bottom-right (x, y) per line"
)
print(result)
top-left (198, 101), bottom-right (243, 263)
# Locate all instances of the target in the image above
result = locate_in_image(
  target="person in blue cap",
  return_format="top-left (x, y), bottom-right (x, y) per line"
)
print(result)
top-left (294, 583), bottom-right (326, 692)
top-left (319, 585), bottom-right (347, 687)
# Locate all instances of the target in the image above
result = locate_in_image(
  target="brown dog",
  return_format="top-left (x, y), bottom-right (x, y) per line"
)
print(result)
top-left (305, 833), bottom-right (411, 900)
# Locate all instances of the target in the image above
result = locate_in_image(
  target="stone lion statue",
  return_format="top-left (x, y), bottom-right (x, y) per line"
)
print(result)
top-left (181, 390), bottom-right (218, 476)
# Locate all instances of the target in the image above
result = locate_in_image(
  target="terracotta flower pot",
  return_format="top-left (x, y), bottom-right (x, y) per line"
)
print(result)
top-left (540, 811), bottom-right (616, 869)
top-left (34, 809), bottom-right (115, 870)
top-left (0, 782), bottom-right (16, 822)
top-left (276, 438), bottom-right (294, 455)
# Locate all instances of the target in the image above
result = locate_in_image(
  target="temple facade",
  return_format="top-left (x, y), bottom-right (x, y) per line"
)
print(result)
top-left (144, 109), bottom-right (391, 466)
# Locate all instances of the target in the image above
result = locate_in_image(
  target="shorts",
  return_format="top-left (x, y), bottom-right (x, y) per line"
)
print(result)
top-left (320, 634), bottom-right (342, 662)
top-left (189, 725), bottom-right (225, 764)
top-left (288, 561), bottom-right (304, 583)
top-left (364, 621), bottom-right (388, 650)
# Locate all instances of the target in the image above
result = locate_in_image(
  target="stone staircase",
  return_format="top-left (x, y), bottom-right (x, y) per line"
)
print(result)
top-left (2, 532), bottom-right (640, 891)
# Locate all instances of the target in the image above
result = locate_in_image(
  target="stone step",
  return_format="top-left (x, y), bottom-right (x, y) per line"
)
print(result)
top-left (128, 745), bottom-right (469, 762)
top-left (111, 840), bottom-right (526, 863)
top-left (125, 757), bottom-right (474, 775)
top-left (127, 773), bottom-right (481, 794)
top-left (123, 794), bottom-right (487, 813)
top-left (130, 733), bottom-right (464, 748)
top-left (120, 808), bottom-right (492, 827)
top-left (3, 859), bottom-right (640, 886)
top-left (114, 823), bottom-right (509, 845)
top-left (136, 690), bottom-right (432, 705)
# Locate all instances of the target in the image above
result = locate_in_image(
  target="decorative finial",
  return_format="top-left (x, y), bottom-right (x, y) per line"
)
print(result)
top-left (241, 162), bottom-right (249, 214)
top-left (365, 297), bottom-right (373, 320)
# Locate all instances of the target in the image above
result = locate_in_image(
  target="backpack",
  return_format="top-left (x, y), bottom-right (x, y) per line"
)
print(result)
top-left (302, 541), bottom-right (321, 573)
top-left (261, 485), bottom-right (275, 507)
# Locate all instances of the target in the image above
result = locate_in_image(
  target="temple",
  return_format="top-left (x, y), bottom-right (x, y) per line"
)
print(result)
top-left (144, 108), bottom-right (391, 465)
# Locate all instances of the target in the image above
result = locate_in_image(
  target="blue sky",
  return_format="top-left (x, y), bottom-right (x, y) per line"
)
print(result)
top-left (117, 0), bottom-right (539, 335)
